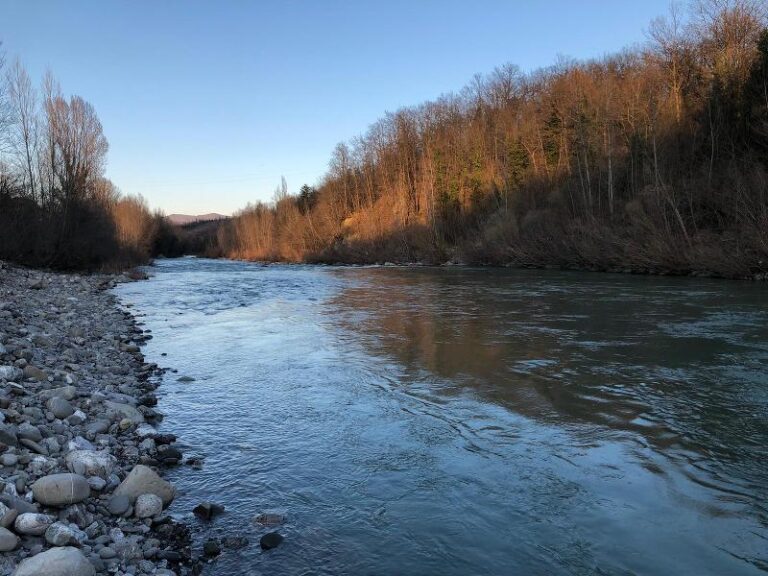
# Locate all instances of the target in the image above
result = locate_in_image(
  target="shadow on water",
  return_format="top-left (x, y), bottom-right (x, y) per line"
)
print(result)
top-left (117, 259), bottom-right (768, 576)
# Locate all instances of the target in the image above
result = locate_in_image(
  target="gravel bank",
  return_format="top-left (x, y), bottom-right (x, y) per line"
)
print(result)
top-left (0, 262), bottom-right (197, 576)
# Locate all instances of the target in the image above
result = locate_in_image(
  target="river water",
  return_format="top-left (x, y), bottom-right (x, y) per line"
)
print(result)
top-left (115, 258), bottom-right (768, 576)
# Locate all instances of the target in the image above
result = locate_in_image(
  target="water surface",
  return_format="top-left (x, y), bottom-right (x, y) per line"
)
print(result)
top-left (115, 258), bottom-right (768, 575)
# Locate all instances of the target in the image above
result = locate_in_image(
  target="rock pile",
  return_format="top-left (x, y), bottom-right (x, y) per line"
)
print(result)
top-left (0, 263), bottom-right (192, 575)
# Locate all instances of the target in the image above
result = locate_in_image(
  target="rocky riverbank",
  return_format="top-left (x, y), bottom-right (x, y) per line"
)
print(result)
top-left (0, 261), bottom-right (196, 575)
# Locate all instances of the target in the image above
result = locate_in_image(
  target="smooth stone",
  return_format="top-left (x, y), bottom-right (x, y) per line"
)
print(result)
top-left (113, 465), bottom-right (175, 506)
top-left (37, 386), bottom-right (77, 401)
top-left (0, 502), bottom-right (17, 528)
top-left (107, 495), bottom-right (130, 516)
top-left (0, 366), bottom-right (23, 381)
top-left (13, 546), bottom-right (95, 576)
top-left (134, 493), bottom-right (163, 518)
top-left (87, 476), bottom-right (106, 491)
top-left (85, 420), bottom-right (110, 435)
top-left (65, 450), bottom-right (117, 479)
top-left (98, 547), bottom-right (116, 559)
top-left (17, 423), bottom-right (41, 442)
top-left (47, 397), bottom-right (74, 419)
top-left (14, 512), bottom-right (54, 535)
top-left (1, 453), bottom-right (18, 466)
top-left (103, 400), bottom-right (144, 424)
top-left (0, 526), bottom-right (18, 551)
top-left (260, 532), bottom-right (284, 550)
top-left (23, 366), bottom-right (48, 382)
top-left (31, 473), bottom-right (90, 506)
top-left (0, 425), bottom-right (18, 447)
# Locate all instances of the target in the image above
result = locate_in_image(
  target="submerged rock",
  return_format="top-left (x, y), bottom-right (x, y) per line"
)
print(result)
top-left (260, 532), bottom-right (284, 550)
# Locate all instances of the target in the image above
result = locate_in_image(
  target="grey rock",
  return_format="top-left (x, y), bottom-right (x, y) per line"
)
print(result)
top-left (13, 546), bottom-right (95, 576)
top-left (112, 465), bottom-right (175, 506)
top-left (0, 366), bottom-right (23, 381)
top-left (134, 493), bottom-right (162, 518)
top-left (14, 512), bottom-right (54, 535)
top-left (0, 526), bottom-right (18, 551)
top-left (103, 400), bottom-right (144, 424)
top-left (47, 397), bottom-right (74, 419)
top-left (65, 450), bottom-right (116, 479)
top-left (17, 423), bottom-right (42, 442)
top-left (37, 386), bottom-right (77, 401)
top-left (0, 453), bottom-right (18, 466)
top-left (31, 473), bottom-right (90, 506)
top-left (107, 495), bottom-right (130, 516)
top-left (45, 522), bottom-right (80, 546)
top-left (0, 425), bottom-right (17, 447)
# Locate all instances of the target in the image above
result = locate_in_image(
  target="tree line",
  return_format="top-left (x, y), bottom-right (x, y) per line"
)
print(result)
top-left (217, 0), bottom-right (768, 278)
top-left (0, 50), bottom-right (165, 270)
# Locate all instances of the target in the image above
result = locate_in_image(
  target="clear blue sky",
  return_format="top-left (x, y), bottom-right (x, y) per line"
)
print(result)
top-left (1, 0), bottom-right (672, 215)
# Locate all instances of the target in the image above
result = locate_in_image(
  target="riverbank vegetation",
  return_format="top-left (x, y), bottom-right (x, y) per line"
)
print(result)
top-left (217, 0), bottom-right (768, 278)
top-left (0, 53), bottom-right (162, 270)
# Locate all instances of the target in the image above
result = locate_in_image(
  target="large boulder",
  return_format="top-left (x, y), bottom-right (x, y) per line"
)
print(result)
top-left (13, 546), bottom-right (95, 576)
top-left (103, 400), bottom-right (144, 424)
top-left (113, 465), bottom-right (175, 506)
top-left (30, 473), bottom-right (90, 507)
top-left (65, 450), bottom-right (117, 479)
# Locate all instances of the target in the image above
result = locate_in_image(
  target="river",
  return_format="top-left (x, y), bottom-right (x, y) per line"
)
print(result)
top-left (114, 258), bottom-right (768, 575)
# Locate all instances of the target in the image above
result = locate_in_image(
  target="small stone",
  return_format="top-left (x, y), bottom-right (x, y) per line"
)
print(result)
top-left (134, 493), bottom-right (163, 518)
top-left (107, 494), bottom-right (130, 516)
top-left (203, 538), bottom-right (221, 557)
top-left (98, 546), bottom-right (116, 559)
top-left (260, 532), bottom-right (283, 550)
top-left (0, 453), bottom-right (18, 466)
top-left (0, 526), bottom-right (18, 551)
top-left (87, 476), bottom-right (107, 491)
top-left (45, 522), bottom-right (79, 546)
top-left (14, 512), bottom-right (54, 535)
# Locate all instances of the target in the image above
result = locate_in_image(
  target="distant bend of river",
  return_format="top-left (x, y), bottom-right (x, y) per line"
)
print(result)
top-left (115, 258), bottom-right (768, 576)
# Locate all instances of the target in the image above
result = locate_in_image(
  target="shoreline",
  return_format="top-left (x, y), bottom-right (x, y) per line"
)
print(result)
top-left (0, 261), bottom-right (197, 575)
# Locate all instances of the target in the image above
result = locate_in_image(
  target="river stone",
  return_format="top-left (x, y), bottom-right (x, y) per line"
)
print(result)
top-left (14, 512), bottom-right (54, 535)
top-left (47, 397), bottom-right (74, 419)
top-left (260, 532), bottom-right (283, 550)
top-left (103, 400), bottom-right (144, 424)
top-left (107, 494), bottom-right (130, 516)
top-left (31, 473), bottom-right (90, 506)
top-left (1, 453), bottom-right (18, 466)
top-left (0, 526), bottom-right (18, 551)
top-left (13, 546), bottom-right (95, 576)
top-left (0, 503), bottom-right (17, 528)
top-left (65, 450), bottom-right (116, 479)
top-left (23, 366), bottom-right (47, 382)
top-left (0, 425), bottom-right (17, 447)
top-left (0, 366), bottom-right (23, 381)
top-left (44, 522), bottom-right (80, 546)
top-left (17, 423), bottom-right (41, 442)
top-left (86, 420), bottom-right (110, 435)
top-left (38, 386), bottom-right (77, 401)
top-left (113, 465), bottom-right (175, 505)
top-left (134, 493), bottom-right (162, 518)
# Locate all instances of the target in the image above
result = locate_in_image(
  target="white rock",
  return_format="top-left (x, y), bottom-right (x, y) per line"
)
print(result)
top-left (14, 512), bottom-right (54, 535)
top-left (65, 450), bottom-right (116, 479)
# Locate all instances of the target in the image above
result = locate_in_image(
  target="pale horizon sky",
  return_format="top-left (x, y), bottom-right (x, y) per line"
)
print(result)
top-left (1, 0), bottom-right (674, 215)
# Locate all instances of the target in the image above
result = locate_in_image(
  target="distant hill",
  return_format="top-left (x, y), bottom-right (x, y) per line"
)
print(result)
top-left (166, 213), bottom-right (228, 226)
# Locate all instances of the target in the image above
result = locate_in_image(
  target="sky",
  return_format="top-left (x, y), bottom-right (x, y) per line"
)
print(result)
top-left (1, 0), bottom-right (673, 215)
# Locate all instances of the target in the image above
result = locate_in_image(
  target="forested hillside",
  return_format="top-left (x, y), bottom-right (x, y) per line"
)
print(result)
top-left (219, 0), bottom-right (768, 278)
